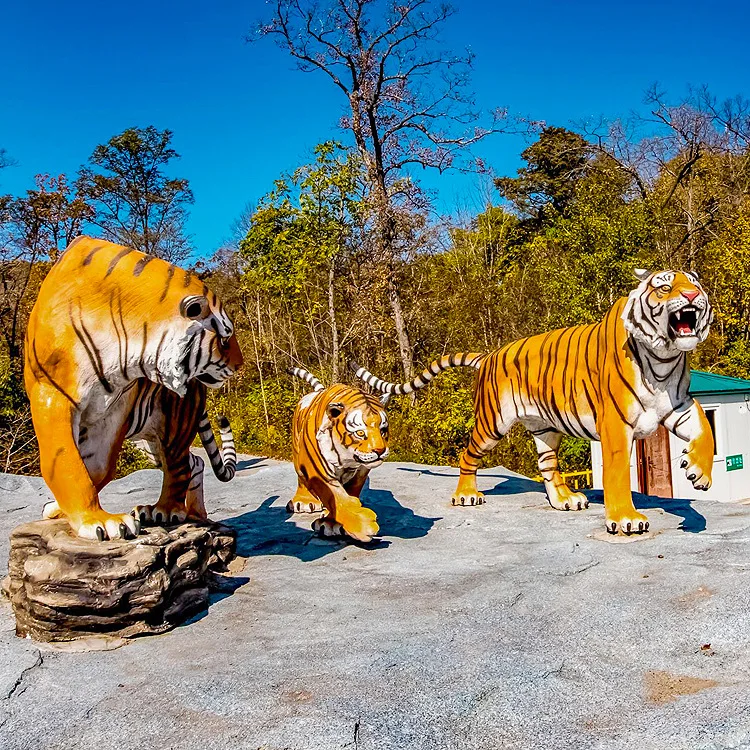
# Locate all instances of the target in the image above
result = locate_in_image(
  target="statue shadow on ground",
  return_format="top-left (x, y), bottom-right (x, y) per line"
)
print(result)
top-left (221, 481), bottom-right (439, 565)
top-left (486, 477), bottom-right (706, 533)
top-left (397, 467), bottom-right (706, 533)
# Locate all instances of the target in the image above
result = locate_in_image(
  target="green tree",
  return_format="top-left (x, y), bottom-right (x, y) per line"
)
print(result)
top-left (78, 126), bottom-right (193, 262)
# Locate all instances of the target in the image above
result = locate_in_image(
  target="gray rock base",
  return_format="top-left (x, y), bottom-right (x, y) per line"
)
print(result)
top-left (2, 519), bottom-right (236, 642)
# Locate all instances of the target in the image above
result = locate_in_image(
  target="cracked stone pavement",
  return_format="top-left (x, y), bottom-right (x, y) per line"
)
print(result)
top-left (2, 459), bottom-right (750, 749)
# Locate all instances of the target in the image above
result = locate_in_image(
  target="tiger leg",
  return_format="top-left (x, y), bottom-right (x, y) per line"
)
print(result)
top-left (532, 429), bottom-right (589, 511)
top-left (134, 451), bottom-right (193, 525)
top-left (452, 425), bottom-right (500, 507)
top-left (185, 453), bottom-right (208, 520)
top-left (600, 414), bottom-right (649, 534)
top-left (663, 399), bottom-right (713, 491)
top-left (309, 477), bottom-right (379, 543)
top-left (286, 479), bottom-right (324, 514)
top-left (31, 386), bottom-right (139, 540)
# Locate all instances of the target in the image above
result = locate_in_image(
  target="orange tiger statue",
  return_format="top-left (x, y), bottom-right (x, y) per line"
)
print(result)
top-left (24, 236), bottom-right (243, 541)
top-left (288, 366), bottom-right (389, 542)
top-left (353, 269), bottom-right (714, 534)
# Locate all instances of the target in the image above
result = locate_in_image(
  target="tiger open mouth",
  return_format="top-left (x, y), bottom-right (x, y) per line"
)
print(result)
top-left (668, 306), bottom-right (698, 339)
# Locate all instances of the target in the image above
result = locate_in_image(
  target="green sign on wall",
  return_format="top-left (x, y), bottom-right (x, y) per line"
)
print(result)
top-left (727, 454), bottom-right (744, 472)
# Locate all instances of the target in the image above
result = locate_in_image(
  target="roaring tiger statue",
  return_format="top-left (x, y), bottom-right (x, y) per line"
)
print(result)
top-left (24, 236), bottom-right (243, 541)
top-left (288, 366), bottom-right (389, 542)
top-left (353, 269), bottom-right (714, 534)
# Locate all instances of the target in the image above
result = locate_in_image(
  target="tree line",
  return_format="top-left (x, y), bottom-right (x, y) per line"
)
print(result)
top-left (2, 0), bottom-right (750, 479)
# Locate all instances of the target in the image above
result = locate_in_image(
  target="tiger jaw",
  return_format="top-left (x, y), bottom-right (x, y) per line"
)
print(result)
top-left (668, 305), bottom-right (701, 350)
top-left (353, 448), bottom-right (389, 466)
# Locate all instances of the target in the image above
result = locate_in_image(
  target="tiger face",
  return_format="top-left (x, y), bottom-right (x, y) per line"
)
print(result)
top-left (178, 294), bottom-right (243, 388)
top-left (320, 398), bottom-right (390, 469)
top-left (623, 269), bottom-right (712, 352)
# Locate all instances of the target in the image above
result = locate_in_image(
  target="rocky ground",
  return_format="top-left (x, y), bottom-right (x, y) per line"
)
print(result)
top-left (2, 456), bottom-right (750, 750)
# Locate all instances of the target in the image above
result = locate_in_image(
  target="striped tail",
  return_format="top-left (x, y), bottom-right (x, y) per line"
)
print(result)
top-left (197, 412), bottom-right (236, 482)
top-left (287, 366), bottom-right (325, 392)
top-left (350, 353), bottom-right (485, 395)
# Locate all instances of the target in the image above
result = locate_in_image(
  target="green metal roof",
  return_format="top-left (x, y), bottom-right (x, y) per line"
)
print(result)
top-left (689, 370), bottom-right (750, 397)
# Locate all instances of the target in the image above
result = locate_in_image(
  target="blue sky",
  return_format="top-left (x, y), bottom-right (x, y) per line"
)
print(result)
top-left (1, 0), bottom-right (747, 256)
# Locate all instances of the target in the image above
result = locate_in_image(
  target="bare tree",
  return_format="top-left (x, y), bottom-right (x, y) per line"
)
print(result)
top-left (254, 0), bottom-right (505, 378)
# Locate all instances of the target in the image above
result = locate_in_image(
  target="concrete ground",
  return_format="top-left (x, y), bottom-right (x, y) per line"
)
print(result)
top-left (2, 456), bottom-right (750, 750)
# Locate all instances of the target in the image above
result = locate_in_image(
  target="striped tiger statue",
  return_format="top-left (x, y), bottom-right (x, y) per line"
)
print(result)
top-left (24, 236), bottom-right (243, 541)
top-left (288, 366), bottom-right (389, 542)
top-left (353, 269), bottom-right (714, 534)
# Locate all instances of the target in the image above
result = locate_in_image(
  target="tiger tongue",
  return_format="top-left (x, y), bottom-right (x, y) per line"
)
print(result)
top-left (676, 321), bottom-right (693, 335)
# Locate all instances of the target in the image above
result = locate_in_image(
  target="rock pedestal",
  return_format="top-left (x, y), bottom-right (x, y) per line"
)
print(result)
top-left (2, 519), bottom-right (236, 642)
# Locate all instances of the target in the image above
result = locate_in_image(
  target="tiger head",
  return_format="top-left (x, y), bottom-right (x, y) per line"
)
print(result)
top-left (622, 269), bottom-right (712, 352)
top-left (318, 393), bottom-right (390, 470)
top-left (160, 293), bottom-right (243, 395)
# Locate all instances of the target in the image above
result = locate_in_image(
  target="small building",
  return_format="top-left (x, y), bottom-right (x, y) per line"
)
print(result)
top-left (591, 370), bottom-right (750, 502)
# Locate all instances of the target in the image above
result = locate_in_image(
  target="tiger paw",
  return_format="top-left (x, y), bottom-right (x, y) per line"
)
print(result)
top-left (680, 445), bottom-right (712, 491)
top-left (286, 497), bottom-right (324, 514)
top-left (71, 510), bottom-right (140, 541)
top-left (605, 510), bottom-right (649, 535)
top-left (451, 491), bottom-right (484, 506)
top-left (546, 484), bottom-right (589, 511)
top-left (312, 517), bottom-right (345, 539)
top-left (133, 501), bottom-right (189, 525)
top-left (313, 506), bottom-right (379, 543)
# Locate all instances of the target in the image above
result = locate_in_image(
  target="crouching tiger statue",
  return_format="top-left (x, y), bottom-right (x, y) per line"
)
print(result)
top-left (288, 366), bottom-right (389, 542)
top-left (24, 236), bottom-right (243, 541)
top-left (353, 269), bottom-right (714, 535)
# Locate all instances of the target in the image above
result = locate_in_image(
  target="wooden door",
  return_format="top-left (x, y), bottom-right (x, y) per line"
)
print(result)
top-left (636, 425), bottom-right (673, 497)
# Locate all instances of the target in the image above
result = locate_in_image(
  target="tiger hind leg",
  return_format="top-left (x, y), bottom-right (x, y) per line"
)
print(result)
top-left (185, 453), bottom-right (208, 520)
top-left (531, 428), bottom-right (588, 511)
top-left (133, 450), bottom-right (192, 525)
top-left (286, 480), bottom-right (324, 514)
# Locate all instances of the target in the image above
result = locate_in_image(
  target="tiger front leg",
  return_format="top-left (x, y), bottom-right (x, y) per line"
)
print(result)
top-left (600, 415), bottom-right (649, 534)
top-left (308, 477), bottom-right (379, 543)
top-left (452, 426), bottom-right (500, 506)
top-left (31, 386), bottom-right (139, 540)
top-left (532, 429), bottom-right (588, 511)
top-left (663, 399), bottom-right (713, 491)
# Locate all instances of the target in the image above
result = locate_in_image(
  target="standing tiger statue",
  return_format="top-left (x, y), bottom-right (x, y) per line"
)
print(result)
top-left (353, 269), bottom-right (714, 534)
top-left (24, 236), bottom-right (243, 541)
top-left (288, 366), bottom-right (389, 542)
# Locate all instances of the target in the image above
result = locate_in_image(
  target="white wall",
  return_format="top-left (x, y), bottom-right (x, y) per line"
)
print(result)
top-left (591, 393), bottom-right (750, 502)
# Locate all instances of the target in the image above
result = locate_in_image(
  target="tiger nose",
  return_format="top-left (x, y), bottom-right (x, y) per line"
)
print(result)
top-left (373, 447), bottom-right (386, 457)
top-left (682, 289), bottom-right (699, 302)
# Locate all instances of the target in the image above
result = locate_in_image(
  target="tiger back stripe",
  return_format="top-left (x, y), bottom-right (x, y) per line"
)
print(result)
top-left (351, 353), bottom-right (485, 395)
top-left (288, 366), bottom-right (325, 392)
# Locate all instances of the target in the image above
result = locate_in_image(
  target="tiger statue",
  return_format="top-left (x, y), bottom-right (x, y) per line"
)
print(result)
top-left (352, 269), bottom-right (714, 534)
top-left (24, 236), bottom-right (243, 541)
top-left (288, 366), bottom-right (389, 542)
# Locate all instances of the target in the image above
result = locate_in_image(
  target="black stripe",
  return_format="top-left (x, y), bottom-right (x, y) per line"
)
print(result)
top-left (132, 256), bottom-right (154, 276)
top-left (82, 245), bottom-right (102, 266)
top-left (160, 265), bottom-right (176, 302)
top-left (104, 247), bottom-right (133, 277)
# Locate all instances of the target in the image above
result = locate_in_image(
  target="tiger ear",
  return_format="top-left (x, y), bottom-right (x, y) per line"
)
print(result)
top-left (634, 268), bottom-right (651, 282)
top-left (327, 402), bottom-right (345, 419)
top-left (687, 269), bottom-right (701, 282)
top-left (379, 393), bottom-right (392, 407)
top-left (180, 295), bottom-right (210, 320)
